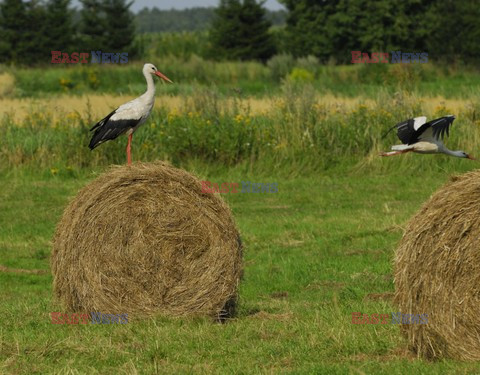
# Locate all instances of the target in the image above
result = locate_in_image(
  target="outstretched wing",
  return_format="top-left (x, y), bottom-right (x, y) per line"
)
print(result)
top-left (416, 115), bottom-right (455, 142)
top-left (397, 116), bottom-right (427, 144)
top-left (382, 116), bottom-right (426, 144)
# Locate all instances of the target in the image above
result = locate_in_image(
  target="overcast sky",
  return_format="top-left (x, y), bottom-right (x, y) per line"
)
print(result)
top-left (72, 0), bottom-right (285, 12)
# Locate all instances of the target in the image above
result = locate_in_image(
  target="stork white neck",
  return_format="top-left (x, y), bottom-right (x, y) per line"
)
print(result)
top-left (144, 69), bottom-right (155, 97)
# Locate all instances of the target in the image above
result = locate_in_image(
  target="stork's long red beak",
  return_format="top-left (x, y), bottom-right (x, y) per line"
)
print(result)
top-left (468, 154), bottom-right (476, 160)
top-left (155, 71), bottom-right (173, 83)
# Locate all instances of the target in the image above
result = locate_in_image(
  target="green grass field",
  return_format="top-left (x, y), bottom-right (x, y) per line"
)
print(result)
top-left (3, 61), bottom-right (480, 373)
top-left (2, 165), bottom-right (480, 373)
top-left (5, 58), bottom-right (480, 98)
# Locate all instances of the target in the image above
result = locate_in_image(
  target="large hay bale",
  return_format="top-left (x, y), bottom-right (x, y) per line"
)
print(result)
top-left (394, 170), bottom-right (480, 360)
top-left (51, 162), bottom-right (242, 319)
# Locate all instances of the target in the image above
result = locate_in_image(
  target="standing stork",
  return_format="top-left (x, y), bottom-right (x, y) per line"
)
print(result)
top-left (89, 63), bottom-right (172, 165)
top-left (381, 115), bottom-right (475, 159)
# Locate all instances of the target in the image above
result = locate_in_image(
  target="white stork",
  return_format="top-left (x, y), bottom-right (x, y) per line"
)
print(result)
top-left (89, 63), bottom-right (172, 165)
top-left (381, 115), bottom-right (475, 159)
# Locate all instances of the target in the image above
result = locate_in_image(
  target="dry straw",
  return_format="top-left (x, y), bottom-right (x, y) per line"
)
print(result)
top-left (394, 170), bottom-right (480, 360)
top-left (51, 162), bottom-right (243, 320)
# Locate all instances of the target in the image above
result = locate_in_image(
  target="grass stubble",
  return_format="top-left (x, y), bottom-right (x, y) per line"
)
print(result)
top-left (2, 63), bottom-right (480, 373)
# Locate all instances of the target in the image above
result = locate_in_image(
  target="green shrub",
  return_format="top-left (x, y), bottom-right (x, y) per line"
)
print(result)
top-left (296, 55), bottom-right (319, 75)
top-left (267, 53), bottom-right (295, 82)
top-left (287, 68), bottom-right (315, 83)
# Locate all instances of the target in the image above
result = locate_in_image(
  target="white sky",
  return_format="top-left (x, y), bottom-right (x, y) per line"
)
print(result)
top-left (71, 0), bottom-right (285, 12)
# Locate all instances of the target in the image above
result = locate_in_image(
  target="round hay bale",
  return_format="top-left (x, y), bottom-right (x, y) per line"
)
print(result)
top-left (394, 170), bottom-right (480, 360)
top-left (51, 162), bottom-right (243, 319)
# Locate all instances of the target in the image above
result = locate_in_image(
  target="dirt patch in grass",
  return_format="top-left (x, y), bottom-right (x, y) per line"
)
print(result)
top-left (0, 264), bottom-right (48, 274)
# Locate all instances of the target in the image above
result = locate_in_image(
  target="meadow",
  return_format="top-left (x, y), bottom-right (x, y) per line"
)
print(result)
top-left (2, 59), bottom-right (480, 373)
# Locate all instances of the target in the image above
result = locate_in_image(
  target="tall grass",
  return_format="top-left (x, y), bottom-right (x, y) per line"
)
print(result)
top-left (136, 32), bottom-right (209, 60)
top-left (7, 58), bottom-right (271, 97)
top-left (5, 59), bottom-right (480, 98)
top-left (2, 85), bottom-right (480, 174)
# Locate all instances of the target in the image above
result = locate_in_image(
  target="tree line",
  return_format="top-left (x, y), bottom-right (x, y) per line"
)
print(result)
top-left (136, 6), bottom-right (286, 33)
top-left (1, 0), bottom-right (479, 65)
top-left (279, 0), bottom-right (480, 64)
top-left (0, 0), bottom-right (135, 64)
top-left (211, 0), bottom-right (480, 63)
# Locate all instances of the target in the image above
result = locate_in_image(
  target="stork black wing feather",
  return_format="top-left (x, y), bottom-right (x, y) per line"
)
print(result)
top-left (395, 119), bottom-right (417, 144)
top-left (90, 110), bottom-right (117, 132)
top-left (420, 116), bottom-right (455, 142)
top-left (382, 118), bottom-right (420, 144)
top-left (89, 118), bottom-right (141, 150)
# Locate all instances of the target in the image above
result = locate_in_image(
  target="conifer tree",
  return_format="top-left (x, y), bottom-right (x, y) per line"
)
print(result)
top-left (0, 0), bottom-right (28, 62)
top-left (209, 0), bottom-right (275, 61)
top-left (102, 0), bottom-right (135, 52)
top-left (45, 0), bottom-right (73, 53)
top-left (79, 0), bottom-right (106, 51)
top-left (22, 0), bottom-right (49, 63)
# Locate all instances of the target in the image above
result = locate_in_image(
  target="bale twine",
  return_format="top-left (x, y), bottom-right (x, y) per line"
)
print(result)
top-left (394, 170), bottom-right (480, 360)
top-left (51, 162), bottom-right (243, 319)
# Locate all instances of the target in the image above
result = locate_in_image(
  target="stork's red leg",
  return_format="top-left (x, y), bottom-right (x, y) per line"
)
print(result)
top-left (380, 149), bottom-right (413, 157)
top-left (126, 133), bottom-right (133, 165)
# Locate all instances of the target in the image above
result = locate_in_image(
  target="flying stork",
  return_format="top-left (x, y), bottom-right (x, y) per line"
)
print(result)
top-left (381, 115), bottom-right (475, 159)
top-left (88, 63), bottom-right (172, 165)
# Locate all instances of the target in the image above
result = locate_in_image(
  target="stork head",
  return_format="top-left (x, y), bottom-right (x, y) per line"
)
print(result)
top-left (458, 151), bottom-right (475, 160)
top-left (143, 63), bottom-right (172, 83)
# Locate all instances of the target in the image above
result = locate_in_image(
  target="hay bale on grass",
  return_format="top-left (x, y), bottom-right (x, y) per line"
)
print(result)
top-left (394, 170), bottom-right (480, 360)
top-left (51, 162), bottom-right (242, 319)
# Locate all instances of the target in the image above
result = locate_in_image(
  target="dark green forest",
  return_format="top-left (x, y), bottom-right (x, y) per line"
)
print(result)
top-left (135, 6), bottom-right (286, 33)
top-left (280, 0), bottom-right (480, 63)
top-left (0, 0), bottom-right (479, 65)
